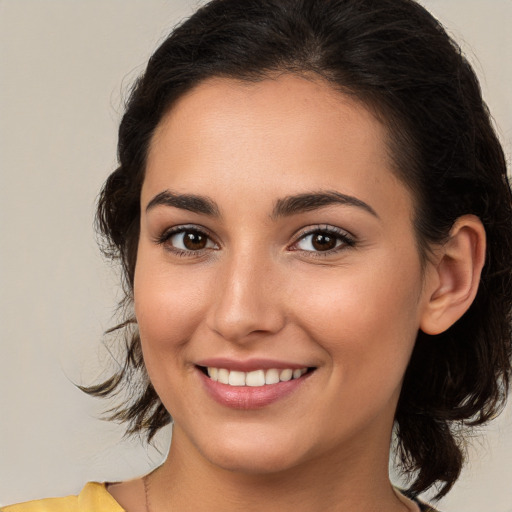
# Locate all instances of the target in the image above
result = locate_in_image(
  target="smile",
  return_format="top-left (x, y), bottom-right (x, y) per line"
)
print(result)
top-left (197, 364), bottom-right (315, 409)
top-left (205, 367), bottom-right (308, 387)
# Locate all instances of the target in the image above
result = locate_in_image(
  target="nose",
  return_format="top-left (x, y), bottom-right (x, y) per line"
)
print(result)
top-left (206, 250), bottom-right (286, 343)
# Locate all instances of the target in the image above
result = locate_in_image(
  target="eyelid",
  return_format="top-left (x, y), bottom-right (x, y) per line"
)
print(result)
top-left (154, 224), bottom-right (220, 255)
top-left (153, 223), bottom-right (355, 258)
top-left (288, 225), bottom-right (356, 255)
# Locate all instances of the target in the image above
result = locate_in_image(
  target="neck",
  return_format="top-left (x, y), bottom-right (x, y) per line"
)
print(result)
top-left (147, 427), bottom-right (409, 512)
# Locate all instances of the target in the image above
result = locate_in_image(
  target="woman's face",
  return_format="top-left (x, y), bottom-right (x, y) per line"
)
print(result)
top-left (134, 75), bottom-right (437, 474)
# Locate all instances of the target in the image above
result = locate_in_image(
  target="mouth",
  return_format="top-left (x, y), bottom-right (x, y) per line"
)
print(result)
top-left (195, 359), bottom-right (317, 409)
top-left (197, 365), bottom-right (315, 387)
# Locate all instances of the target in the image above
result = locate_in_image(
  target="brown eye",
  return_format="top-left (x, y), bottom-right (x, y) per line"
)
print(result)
top-left (293, 228), bottom-right (354, 254)
top-left (311, 233), bottom-right (337, 251)
top-left (182, 231), bottom-right (207, 250)
top-left (166, 228), bottom-right (218, 253)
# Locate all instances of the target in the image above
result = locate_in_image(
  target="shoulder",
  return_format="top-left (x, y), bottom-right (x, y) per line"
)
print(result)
top-left (2, 495), bottom-right (78, 512)
top-left (2, 482), bottom-right (125, 512)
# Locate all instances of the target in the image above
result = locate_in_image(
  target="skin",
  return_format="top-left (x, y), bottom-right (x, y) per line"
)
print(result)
top-left (108, 75), bottom-right (485, 512)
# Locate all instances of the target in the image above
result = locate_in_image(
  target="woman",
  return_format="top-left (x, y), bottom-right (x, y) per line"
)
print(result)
top-left (4, 0), bottom-right (511, 510)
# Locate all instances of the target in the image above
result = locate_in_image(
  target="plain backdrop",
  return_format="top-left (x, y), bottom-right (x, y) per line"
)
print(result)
top-left (1, 0), bottom-right (511, 510)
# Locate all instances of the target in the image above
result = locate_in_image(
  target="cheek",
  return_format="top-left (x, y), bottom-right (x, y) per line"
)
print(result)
top-left (288, 253), bottom-right (423, 380)
top-left (133, 249), bottom-right (208, 360)
top-left (132, 251), bottom-right (212, 415)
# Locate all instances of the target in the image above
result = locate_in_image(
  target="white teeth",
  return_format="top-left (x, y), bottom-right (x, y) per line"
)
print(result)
top-left (280, 369), bottom-right (293, 381)
top-left (205, 366), bottom-right (309, 386)
top-left (217, 368), bottom-right (229, 384)
top-left (246, 369), bottom-right (265, 387)
top-left (228, 370), bottom-right (246, 386)
top-left (265, 368), bottom-right (280, 384)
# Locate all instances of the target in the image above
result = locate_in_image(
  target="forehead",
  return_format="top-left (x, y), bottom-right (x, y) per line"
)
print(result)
top-left (148, 74), bottom-right (388, 167)
top-left (143, 75), bottom-right (411, 221)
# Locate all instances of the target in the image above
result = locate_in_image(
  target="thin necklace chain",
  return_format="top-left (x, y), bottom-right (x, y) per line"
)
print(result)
top-left (143, 473), bottom-right (152, 512)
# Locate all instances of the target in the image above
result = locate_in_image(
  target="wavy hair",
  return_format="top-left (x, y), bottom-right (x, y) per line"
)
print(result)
top-left (83, 0), bottom-right (512, 499)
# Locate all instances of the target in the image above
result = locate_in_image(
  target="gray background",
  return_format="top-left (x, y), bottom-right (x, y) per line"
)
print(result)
top-left (1, 1), bottom-right (511, 510)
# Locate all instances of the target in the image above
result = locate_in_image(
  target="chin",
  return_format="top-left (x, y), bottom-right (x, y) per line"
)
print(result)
top-left (208, 450), bottom-right (303, 476)
top-left (196, 428), bottom-right (308, 476)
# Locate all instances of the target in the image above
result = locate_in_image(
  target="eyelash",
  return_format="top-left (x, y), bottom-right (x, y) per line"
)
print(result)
top-left (155, 224), bottom-right (356, 258)
top-left (155, 225), bottom-right (218, 257)
top-left (290, 225), bottom-right (356, 258)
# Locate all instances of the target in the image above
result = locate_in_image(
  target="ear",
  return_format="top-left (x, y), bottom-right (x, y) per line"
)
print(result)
top-left (420, 215), bottom-right (486, 335)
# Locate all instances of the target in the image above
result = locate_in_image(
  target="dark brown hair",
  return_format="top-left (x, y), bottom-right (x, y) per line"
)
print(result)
top-left (85, 0), bottom-right (512, 500)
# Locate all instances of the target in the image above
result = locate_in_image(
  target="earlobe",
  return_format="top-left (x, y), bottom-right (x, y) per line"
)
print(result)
top-left (420, 215), bottom-right (486, 335)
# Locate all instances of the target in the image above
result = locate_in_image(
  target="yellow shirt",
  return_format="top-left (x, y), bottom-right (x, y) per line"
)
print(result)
top-left (2, 482), bottom-right (435, 512)
top-left (2, 483), bottom-right (124, 512)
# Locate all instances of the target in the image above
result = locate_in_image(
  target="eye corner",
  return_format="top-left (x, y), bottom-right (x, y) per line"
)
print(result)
top-left (289, 225), bottom-right (356, 257)
top-left (155, 224), bottom-right (220, 257)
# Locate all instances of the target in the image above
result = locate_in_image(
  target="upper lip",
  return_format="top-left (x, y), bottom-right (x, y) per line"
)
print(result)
top-left (195, 357), bottom-right (313, 372)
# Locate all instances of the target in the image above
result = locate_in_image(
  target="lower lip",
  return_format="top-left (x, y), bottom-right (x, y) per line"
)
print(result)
top-left (198, 369), bottom-right (310, 410)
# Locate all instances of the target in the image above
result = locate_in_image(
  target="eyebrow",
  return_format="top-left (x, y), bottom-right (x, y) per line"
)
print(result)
top-left (271, 191), bottom-right (379, 220)
top-left (145, 189), bottom-right (378, 219)
top-left (146, 190), bottom-right (220, 216)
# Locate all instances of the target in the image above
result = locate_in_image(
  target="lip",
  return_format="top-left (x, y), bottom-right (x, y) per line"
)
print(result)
top-left (197, 365), bottom-right (313, 410)
top-left (196, 357), bottom-right (310, 372)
